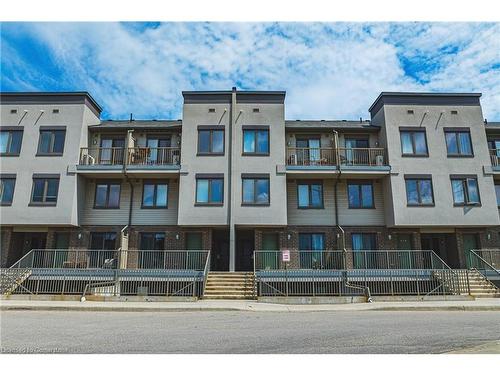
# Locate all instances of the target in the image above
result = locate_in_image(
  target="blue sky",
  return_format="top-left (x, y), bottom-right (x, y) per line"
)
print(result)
top-left (1, 22), bottom-right (499, 120)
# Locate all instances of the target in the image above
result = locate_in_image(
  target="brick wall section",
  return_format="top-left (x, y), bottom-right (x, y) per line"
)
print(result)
top-left (0, 227), bottom-right (12, 267)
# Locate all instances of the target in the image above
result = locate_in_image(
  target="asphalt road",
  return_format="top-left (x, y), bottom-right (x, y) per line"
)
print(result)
top-left (1, 310), bottom-right (499, 354)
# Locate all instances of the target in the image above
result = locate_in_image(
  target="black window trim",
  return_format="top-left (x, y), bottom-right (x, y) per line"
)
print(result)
top-left (450, 174), bottom-right (481, 207)
top-left (351, 232), bottom-right (378, 251)
top-left (241, 173), bottom-right (271, 206)
top-left (0, 174), bottom-right (16, 206)
top-left (0, 127), bottom-right (24, 156)
top-left (195, 174), bottom-right (224, 206)
top-left (29, 174), bottom-right (60, 206)
top-left (296, 180), bottom-right (324, 209)
top-left (141, 180), bottom-right (169, 209)
top-left (404, 175), bottom-right (435, 207)
top-left (93, 180), bottom-right (122, 209)
top-left (242, 126), bottom-right (270, 156)
top-left (298, 232), bottom-right (326, 251)
top-left (197, 125), bottom-right (225, 156)
top-left (36, 126), bottom-right (67, 156)
top-left (399, 127), bottom-right (429, 157)
top-left (347, 180), bottom-right (375, 209)
top-left (444, 127), bottom-right (474, 158)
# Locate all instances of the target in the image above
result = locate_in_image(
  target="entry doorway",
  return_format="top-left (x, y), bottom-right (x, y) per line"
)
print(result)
top-left (8, 232), bottom-right (47, 267)
top-left (236, 230), bottom-right (254, 271)
top-left (260, 232), bottom-right (280, 270)
top-left (211, 229), bottom-right (229, 271)
top-left (421, 233), bottom-right (459, 268)
top-left (462, 233), bottom-right (480, 268)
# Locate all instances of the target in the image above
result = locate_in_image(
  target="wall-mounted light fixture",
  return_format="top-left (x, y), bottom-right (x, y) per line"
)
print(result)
top-left (78, 233), bottom-right (82, 240)
top-left (175, 234), bottom-right (180, 240)
top-left (287, 234), bottom-right (291, 240)
top-left (487, 233), bottom-right (491, 240)
top-left (387, 234), bottom-right (392, 240)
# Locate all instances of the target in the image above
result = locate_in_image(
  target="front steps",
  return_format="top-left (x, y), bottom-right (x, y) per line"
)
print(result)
top-left (466, 269), bottom-right (500, 298)
top-left (203, 272), bottom-right (255, 300)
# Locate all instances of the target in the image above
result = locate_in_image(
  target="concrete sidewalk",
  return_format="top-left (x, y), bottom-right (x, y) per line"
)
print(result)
top-left (1, 298), bottom-right (500, 313)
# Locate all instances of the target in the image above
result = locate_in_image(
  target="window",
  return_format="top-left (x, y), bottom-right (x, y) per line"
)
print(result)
top-left (351, 233), bottom-right (378, 268)
top-left (139, 233), bottom-right (166, 269)
top-left (89, 232), bottom-right (117, 268)
top-left (351, 233), bottom-right (377, 251)
top-left (242, 175), bottom-right (270, 205)
top-left (496, 183), bottom-right (500, 207)
top-left (94, 182), bottom-right (121, 208)
top-left (196, 176), bottom-right (223, 205)
top-left (0, 129), bottom-right (23, 155)
top-left (405, 177), bottom-right (434, 206)
top-left (348, 182), bottom-right (374, 208)
top-left (0, 177), bottom-right (16, 205)
top-left (37, 128), bottom-right (66, 155)
top-left (451, 176), bottom-right (480, 205)
top-left (198, 127), bottom-right (224, 154)
top-left (297, 181), bottom-right (323, 208)
top-left (400, 129), bottom-right (428, 156)
top-left (243, 128), bottom-right (269, 154)
top-left (445, 129), bottom-right (473, 156)
top-left (30, 176), bottom-right (60, 205)
top-left (299, 233), bottom-right (325, 269)
top-left (142, 181), bottom-right (168, 208)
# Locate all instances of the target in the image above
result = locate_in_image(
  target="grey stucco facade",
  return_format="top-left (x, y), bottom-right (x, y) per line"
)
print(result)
top-left (1, 90), bottom-right (499, 270)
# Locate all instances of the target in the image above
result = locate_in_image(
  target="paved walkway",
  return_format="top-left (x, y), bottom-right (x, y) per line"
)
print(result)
top-left (1, 298), bottom-right (500, 312)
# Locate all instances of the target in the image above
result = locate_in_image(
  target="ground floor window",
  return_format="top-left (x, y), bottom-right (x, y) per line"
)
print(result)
top-left (351, 233), bottom-right (377, 268)
top-left (139, 232), bottom-right (166, 269)
top-left (89, 232), bottom-right (117, 268)
top-left (298, 233), bottom-right (324, 269)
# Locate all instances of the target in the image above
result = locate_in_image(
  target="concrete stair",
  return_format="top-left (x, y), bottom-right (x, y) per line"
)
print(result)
top-left (466, 270), bottom-right (500, 298)
top-left (0, 268), bottom-right (32, 295)
top-left (203, 272), bottom-right (255, 300)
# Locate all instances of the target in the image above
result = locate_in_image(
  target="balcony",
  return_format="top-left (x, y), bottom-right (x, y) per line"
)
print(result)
top-left (286, 147), bottom-right (388, 172)
top-left (77, 147), bottom-right (181, 174)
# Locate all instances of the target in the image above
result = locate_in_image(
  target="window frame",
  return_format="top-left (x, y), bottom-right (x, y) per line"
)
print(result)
top-left (0, 128), bottom-right (23, 156)
top-left (242, 126), bottom-right (270, 156)
top-left (93, 181), bottom-right (122, 209)
top-left (141, 180), bottom-right (169, 209)
top-left (36, 126), bottom-right (66, 156)
top-left (296, 180), bottom-right (324, 209)
top-left (444, 128), bottom-right (474, 157)
top-left (197, 126), bottom-right (225, 156)
top-left (495, 182), bottom-right (500, 208)
top-left (195, 174), bottom-right (224, 206)
top-left (241, 174), bottom-right (270, 206)
top-left (0, 174), bottom-right (16, 206)
top-left (347, 181), bottom-right (375, 209)
top-left (404, 175), bottom-right (435, 207)
top-left (298, 233), bottom-right (325, 251)
top-left (399, 127), bottom-right (429, 157)
top-left (351, 233), bottom-right (378, 251)
top-left (450, 175), bottom-right (481, 206)
top-left (29, 174), bottom-right (60, 206)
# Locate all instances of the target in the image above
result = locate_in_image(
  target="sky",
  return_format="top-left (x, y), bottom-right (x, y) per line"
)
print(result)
top-left (1, 22), bottom-right (499, 120)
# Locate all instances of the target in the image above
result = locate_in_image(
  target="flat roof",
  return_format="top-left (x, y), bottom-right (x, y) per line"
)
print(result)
top-left (285, 120), bottom-right (378, 131)
top-left (0, 91), bottom-right (103, 116)
top-left (89, 120), bottom-right (182, 130)
top-left (182, 88), bottom-right (286, 104)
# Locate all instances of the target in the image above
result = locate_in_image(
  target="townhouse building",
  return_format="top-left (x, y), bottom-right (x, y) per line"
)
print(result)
top-left (1, 89), bottom-right (500, 274)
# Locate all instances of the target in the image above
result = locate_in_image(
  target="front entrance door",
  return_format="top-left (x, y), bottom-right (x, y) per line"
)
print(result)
top-left (396, 233), bottom-right (413, 268)
top-left (236, 230), bottom-right (254, 271)
top-left (211, 229), bottom-right (229, 271)
top-left (463, 233), bottom-right (479, 268)
top-left (421, 233), bottom-right (459, 268)
top-left (261, 233), bottom-right (279, 270)
top-left (89, 232), bottom-right (117, 268)
top-left (8, 232), bottom-right (47, 267)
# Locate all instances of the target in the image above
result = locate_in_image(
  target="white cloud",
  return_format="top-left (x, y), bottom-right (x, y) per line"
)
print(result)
top-left (1, 22), bottom-right (499, 120)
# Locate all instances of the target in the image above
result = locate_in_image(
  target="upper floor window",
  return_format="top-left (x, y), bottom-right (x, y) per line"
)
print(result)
top-left (142, 181), bottom-right (168, 208)
top-left (348, 181), bottom-right (374, 209)
top-left (196, 175), bottom-right (223, 205)
top-left (94, 181), bottom-right (121, 209)
top-left (445, 129), bottom-right (473, 157)
top-left (243, 127), bottom-right (269, 155)
top-left (495, 183), bottom-right (500, 207)
top-left (297, 181), bottom-right (323, 208)
top-left (451, 176), bottom-right (480, 206)
top-left (198, 126), bottom-right (224, 155)
top-left (242, 174), bottom-right (270, 205)
top-left (400, 129), bottom-right (428, 156)
top-left (0, 176), bottom-right (16, 205)
top-left (37, 127), bottom-right (66, 156)
top-left (0, 128), bottom-right (23, 156)
top-left (405, 176), bottom-right (434, 206)
top-left (30, 175), bottom-right (60, 206)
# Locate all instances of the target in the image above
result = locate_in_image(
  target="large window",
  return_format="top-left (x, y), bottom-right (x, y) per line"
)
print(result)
top-left (405, 176), bottom-right (434, 206)
top-left (451, 176), bottom-right (480, 206)
top-left (400, 129), bottom-right (428, 156)
top-left (94, 182), bottom-right (121, 208)
top-left (298, 233), bottom-right (325, 269)
top-left (37, 128), bottom-right (66, 155)
top-left (445, 129), bottom-right (473, 156)
top-left (297, 181), bottom-right (323, 208)
top-left (0, 176), bottom-right (16, 205)
top-left (243, 128), bottom-right (269, 155)
top-left (242, 175), bottom-right (270, 205)
top-left (30, 175), bottom-right (59, 205)
top-left (198, 127), bottom-right (224, 155)
top-left (0, 129), bottom-right (23, 155)
top-left (196, 176), bottom-right (223, 205)
top-left (89, 232), bottom-right (117, 268)
top-left (142, 181), bottom-right (168, 208)
top-left (352, 233), bottom-right (378, 268)
top-left (348, 182), bottom-right (374, 209)
top-left (139, 232), bottom-right (166, 269)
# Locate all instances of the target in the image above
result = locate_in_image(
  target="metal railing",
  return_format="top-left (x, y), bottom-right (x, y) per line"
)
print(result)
top-left (490, 149), bottom-right (500, 167)
top-left (128, 147), bottom-right (180, 166)
top-left (467, 249), bottom-right (500, 287)
top-left (79, 147), bottom-right (125, 165)
top-left (254, 250), bottom-right (467, 297)
top-left (286, 147), bottom-right (337, 166)
top-left (338, 147), bottom-right (387, 166)
top-left (5, 249), bottom-right (211, 297)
